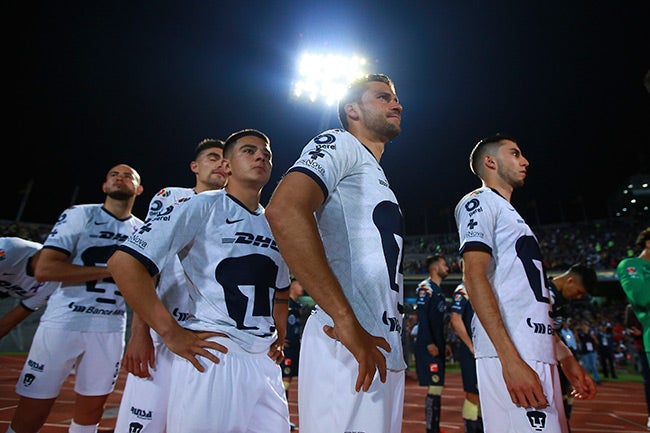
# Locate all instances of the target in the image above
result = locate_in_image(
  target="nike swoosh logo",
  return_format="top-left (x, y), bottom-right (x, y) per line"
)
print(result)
top-left (94, 221), bottom-right (108, 225)
top-left (226, 218), bottom-right (244, 224)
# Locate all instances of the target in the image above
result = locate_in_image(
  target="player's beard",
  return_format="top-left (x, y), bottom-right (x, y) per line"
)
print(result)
top-left (359, 106), bottom-right (401, 141)
top-left (106, 189), bottom-right (135, 201)
top-left (497, 165), bottom-right (525, 189)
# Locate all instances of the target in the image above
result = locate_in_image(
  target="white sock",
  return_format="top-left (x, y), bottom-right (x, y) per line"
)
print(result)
top-left (68, 420), bottom-right (99, 433)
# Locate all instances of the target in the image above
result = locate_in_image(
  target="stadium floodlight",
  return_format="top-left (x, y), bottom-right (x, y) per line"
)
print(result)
top-left (292, 52), bottom-right (369, 105)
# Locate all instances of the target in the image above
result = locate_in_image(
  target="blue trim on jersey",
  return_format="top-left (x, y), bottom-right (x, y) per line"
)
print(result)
top-left (42, 245), bottom-right (71, 257)
top-left (226, 193), bottom-right (262, 215)
top-left (459, 241), bottom-right (492, 255)
top-left (287, 167), bottom-right (329, 201)
top-left (25, 255), bottom-right (36, 277)
top-left (100, 206), bottom-right (135, 222)
top-left (117, 245), bottom-right (160, 277)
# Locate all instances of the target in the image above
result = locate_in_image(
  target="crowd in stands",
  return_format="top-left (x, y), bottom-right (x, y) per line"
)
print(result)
top-left (404, 216), bottom-right (646, 274)
top-left (0, 220), bottom-right (51, 243)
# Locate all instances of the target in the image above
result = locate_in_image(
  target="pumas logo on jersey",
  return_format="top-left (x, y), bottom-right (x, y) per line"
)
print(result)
top-left (130, 406), bottom-right (153, 420)
top-left (222, 232), bottom-right (279, 251)
top-left (28, 359), bottom-right (44, 372)
top-left (23, 373), bottom-right (35, 387)
top-left (128, 422), bottom-right (144, 433)
top-left (526, 410), bottom-right (547, 431)
top-left (526, 318), bottom-right (553, 335)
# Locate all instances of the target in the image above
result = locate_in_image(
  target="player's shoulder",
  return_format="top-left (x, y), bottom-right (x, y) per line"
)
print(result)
top-left (0, 237), bottom-right (42, 252)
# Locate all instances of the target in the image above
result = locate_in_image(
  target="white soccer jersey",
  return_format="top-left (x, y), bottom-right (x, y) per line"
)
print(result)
top-left (119, 189), bottom-right (290, 354)
top-left (455, 187), bottom-right (555, 364)
top-left (0, 237), bottom-right (56, 311)
top-left (146, 187), bottom-right (196, 342)
top-left (39, 204), bottom-right (142, 332)
top-left (287, 128), bottom-right (406, 371)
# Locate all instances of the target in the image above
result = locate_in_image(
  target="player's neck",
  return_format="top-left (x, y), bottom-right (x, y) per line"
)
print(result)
top-left (483, 179), bottom-right (513, 202)
top-left (639, 248), bottom-right (650, 262)
top-left (349, 128), bottom-right (387, 162)
top-left (429, 275), bottom-right (443, 286)
top-left (225, 183), bottom-right (261, 212)
top-left (103, 197), bottom-right (134, 219)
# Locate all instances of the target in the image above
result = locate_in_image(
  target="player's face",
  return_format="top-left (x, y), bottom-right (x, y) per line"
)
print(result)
top-left (563, 276), bottom-right (587, 300)
top-left (434, 259), bottom-right (449, 279)
top-left (103, 164), bottom-right (142, 200)
top-left (494, 140), bottom-right (529, 188)
top-left (193, 147), bottom-right (227, 189)
top-left (290, 280), bottom-right (305, 297)
top-left (225, 136), bottom-right (272, 187)
top-left (356, 81), bottom-right (402, 140)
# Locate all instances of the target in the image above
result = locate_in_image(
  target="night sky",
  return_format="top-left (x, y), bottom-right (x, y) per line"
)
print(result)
top-left (5, 1), bottom-right (650, 235)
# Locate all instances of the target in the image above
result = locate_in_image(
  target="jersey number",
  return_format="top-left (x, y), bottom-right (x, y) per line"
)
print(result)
top-left (372, 201), bottom-right (404, 311)
top-left (515, 235), bottom-right (550, 304)
top-left (216, 254), bottom-right (278, 331)
top-left (81, 245), bottom-right (120, 304)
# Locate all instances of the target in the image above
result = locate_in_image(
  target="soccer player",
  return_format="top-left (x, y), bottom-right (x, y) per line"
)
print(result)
top-left (414, 254), bottom-right (450, 433)
top-left (548, 264), bottom-right (598, 430)
top-left (617, 226), bottom-right (650, 366)
top-left (114, 138), bottom-right (227, 433)
top-left (455, 135), bottom-right (596, 433)
top-left (0, 237), bottom-right (57, 339)
top-left (7, 164), bottom-right (144, 433)
top-left (450, 281), bottom-right (483, 433)
top-left (266, 73), bottom-right (405, 433)
top-left (108, 129), bottom-right (291, 433)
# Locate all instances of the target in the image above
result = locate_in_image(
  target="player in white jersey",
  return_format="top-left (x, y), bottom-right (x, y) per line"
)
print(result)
top-left (114, 139), bottom-right (227, 433)
top-left (108, 129), bottom-right (291, 433)
top-left (455, 135), bottom-right (596, 433)
top-left (266, 74), bottom-right (405, 433)
top-left (7, 164), bottom-right (143, 433)
top-left (0, 237), bottom-right (58, 339)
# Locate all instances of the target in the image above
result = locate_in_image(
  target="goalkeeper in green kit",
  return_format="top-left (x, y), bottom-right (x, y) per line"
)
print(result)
top-left (617, 226), bottom-right (650, 365)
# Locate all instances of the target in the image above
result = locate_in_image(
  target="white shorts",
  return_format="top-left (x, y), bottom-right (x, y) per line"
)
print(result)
top-left (166, 336), bottom-right (289, 433)
top-left (16, 326), bottom-right (124, 399)
top-left (298, 313), bottom-right (405, 433)
top-left (114, 339), bottom-right (175, 433)
top-left (477, 357), bottom-right (567, 433)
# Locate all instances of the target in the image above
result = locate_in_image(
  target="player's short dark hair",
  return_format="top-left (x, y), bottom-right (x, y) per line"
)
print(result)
top-left (636, 227), bottom-right (650, 248)
top-left (469, 133), bottom-right (517, 177)
top-left (223, 129), bottom-right (270, 157)
top-left (194, 138), bottom-right (224, 160)
top-left (424, 254), bottom-right (445, 269)
top-left (337, 74), bottom-right (396, 131)
top-left (567, 263), bottom-right (597, 292)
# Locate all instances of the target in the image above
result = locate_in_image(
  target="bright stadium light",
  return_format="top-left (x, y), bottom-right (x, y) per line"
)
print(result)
top-left (292, 52), bottom-right (369, 105)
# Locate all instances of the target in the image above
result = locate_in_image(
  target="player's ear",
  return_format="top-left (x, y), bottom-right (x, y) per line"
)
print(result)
top-left (344, 103), bottom-right (360, 122)
top-left (135, 185), bottom-right (144, 196)
top-left (190, 160), bottom-right (199, 174)
top-left (485, 155), bottom-right (496, 170)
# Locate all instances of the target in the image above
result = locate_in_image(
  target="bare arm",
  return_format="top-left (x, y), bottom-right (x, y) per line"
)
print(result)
top-left (107, 250), bottom-right (226, 372)
top-left (463, 249), bottom-right (548, 409)
top-left (35, 248), bottom-right (112, 283)
top-left (122, 312), bottom-right (155, 378)
top-left (555, 335), bottom-right (597, 400)
top-left (0, 304), bottom-right (33, 339)
top-left (450, 311), bottom-right (474, 354)
top-left (268, 290), bottom-right (290, 364)
top-left (266, 171), bottom-right (390, 392)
